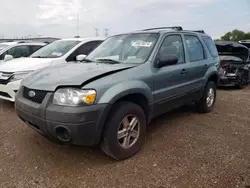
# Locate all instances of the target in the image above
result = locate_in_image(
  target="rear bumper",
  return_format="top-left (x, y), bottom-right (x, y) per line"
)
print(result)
top-left (0, 80), bottom-right (21, 102)
top-left (15, 87), bottom-right (111, 146)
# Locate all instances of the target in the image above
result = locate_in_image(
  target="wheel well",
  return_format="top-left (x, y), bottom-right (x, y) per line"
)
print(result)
top-left (208, 74), bottom-right (219, 86)
top-left (114, 93), bottom-right (149, 119)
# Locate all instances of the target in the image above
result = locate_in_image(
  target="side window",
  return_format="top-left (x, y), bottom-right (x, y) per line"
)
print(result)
top-left (158, 35), bottom-right (185, 63)
top-left (66, 40), bottom-right (103, 62)
top-left (202, 36), bottom-right (218, 58)
top-left (30, 45), bottom-right (43, 54)
top-left (184, 35), bottom-right (205, 62)
top-left (77, 41), bottom-right (103, 55)
top-left (7, 45), bottom-right (30, 58)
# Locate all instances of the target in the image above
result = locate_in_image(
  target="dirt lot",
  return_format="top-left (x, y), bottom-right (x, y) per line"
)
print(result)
top-left (0, 88), bottom-right (250, 188)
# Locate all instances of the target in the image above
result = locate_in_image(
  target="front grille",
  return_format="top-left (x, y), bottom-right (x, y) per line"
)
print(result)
top-left (0, 91), bottom-right (11, 98)
top-left (23, 87), bottom-right (48, 104)
top-left (0, 72), bottom-right (13, 85)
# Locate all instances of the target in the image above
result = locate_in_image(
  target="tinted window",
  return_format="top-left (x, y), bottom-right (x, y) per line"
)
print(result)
top-left (158, 35), bottom-right (185, 63)
top-left (77, 41), bottom-right (103, 55)
top-left (184, 35), bottom-right (205, 62)
top-left (7, 45), bottom-right (30, 58)
top-left (30, 45), bottom-right (44, 54)
top-left (202, 36), bottom-right (218, 58)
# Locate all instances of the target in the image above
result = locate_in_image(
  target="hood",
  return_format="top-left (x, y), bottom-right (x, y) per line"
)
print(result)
top-left (215, 41), bottom-right (249, 61)
top-left (22, 62), bottom-right (136, 91)
top-left (0, 57), bottom-right (54, 72)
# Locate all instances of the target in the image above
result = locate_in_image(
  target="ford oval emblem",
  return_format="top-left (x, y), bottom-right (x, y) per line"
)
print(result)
top-left (28, 90), bottom-right (36, 98)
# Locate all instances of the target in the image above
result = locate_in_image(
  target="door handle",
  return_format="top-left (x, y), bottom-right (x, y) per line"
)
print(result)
top-left (180, 69), bottom-right (187, 75)
top-left (204, 64), bottom-right (208, 69)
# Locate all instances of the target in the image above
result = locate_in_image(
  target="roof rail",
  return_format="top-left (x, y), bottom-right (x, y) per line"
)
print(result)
top-left (192, 30), bottom-right (205, 33)
top-left (142, 26), bottom-right (183, 31)
top-left (239, 40), bottom-right (250, 43)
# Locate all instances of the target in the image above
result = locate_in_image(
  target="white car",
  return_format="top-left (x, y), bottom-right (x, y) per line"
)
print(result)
top-left (0, 37), bottom-right (104, 102)
top-left (0, 42), bottom-right (46, 63)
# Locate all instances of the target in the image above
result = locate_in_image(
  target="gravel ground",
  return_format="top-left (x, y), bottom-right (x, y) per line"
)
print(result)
top-left (0, 87), bottom-right (250, 188)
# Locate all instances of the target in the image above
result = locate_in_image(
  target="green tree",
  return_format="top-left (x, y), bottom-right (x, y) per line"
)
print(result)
top-left (220, 29), bottom-right (250, 41)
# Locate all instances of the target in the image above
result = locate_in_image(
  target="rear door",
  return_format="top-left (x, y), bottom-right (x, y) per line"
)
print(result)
top-left (182, 34), bottom-right (209, 90)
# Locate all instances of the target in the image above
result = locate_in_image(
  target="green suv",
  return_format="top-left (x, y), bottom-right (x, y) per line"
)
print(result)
top-left (15, 26), bottom-right (219, 160)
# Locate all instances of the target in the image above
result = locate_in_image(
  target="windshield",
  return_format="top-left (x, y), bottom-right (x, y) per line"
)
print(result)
top-left (31, 40), bottom-right (80, 58)
top-left (86, 33), bottom-right (159, 64)
top-left (219, 55), bottom-right (244, 62)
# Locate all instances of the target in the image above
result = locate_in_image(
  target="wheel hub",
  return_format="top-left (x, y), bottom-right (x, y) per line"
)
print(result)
top-left (117, 115), bottom-right (140, 149)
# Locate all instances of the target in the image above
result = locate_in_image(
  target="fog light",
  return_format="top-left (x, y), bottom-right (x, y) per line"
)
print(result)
top-left (55, 126), bottom-right (71, 142)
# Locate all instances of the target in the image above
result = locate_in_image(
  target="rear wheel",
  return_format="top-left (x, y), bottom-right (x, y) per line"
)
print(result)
top-left (196, 81), bottom-right (216, 113)
top-left (100, 101), bottom-right (147, 160)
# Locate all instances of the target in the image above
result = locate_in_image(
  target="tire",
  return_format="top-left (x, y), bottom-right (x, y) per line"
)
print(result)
top-left (196, 81), bottom-right (216, 113)
top-left (235, 70), bottom-right (248, 89)
top-left (100, 101), bottom-right (147, 160)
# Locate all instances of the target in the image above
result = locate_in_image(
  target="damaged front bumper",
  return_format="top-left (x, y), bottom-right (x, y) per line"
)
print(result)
top-left (219, 73), bottom-right (238, 86)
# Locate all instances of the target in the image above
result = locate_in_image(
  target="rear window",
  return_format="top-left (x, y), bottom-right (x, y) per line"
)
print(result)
top-left (202, 36), bottom-right (218, 58)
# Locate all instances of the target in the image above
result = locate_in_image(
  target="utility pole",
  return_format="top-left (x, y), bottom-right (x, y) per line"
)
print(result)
top-left (76, 14), bottom-right (80, 37)
top-left (104, 28), bottom-right (109, 37)
top-left (94, 28), bottom-right (99, 37)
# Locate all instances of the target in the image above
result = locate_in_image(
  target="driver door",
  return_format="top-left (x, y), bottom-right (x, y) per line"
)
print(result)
top-left (153, 34), bottom-right (189, 116)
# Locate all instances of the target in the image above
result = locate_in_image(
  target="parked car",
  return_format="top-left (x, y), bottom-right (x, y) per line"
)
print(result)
top-left (0, 42), bottom-right (46, 63)
top-left (0, 37), bottom-right (104, 102)
top-left (15, 27), bottom-right (219, 160)
top-left (216, 41), bottom-right (250, 88)
top-left (239, 40), bottom-right (250, 48)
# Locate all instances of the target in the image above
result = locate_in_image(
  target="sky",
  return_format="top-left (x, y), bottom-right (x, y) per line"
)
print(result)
top-left (0, 0), bottom-right (249, 39)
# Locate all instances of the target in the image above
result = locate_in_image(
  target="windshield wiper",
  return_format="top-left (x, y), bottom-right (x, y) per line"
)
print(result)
top-left (80, 58), bottom-right (93, 62)
top-left (32, 56), bottom-right (43, 58)
top-left (96, 58), bottom-right (121, 64)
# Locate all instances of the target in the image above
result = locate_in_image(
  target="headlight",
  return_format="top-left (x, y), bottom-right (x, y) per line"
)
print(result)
top-left (219, 67), bottom-right (226, 76)
top-left (53, 88), bottom-right (96, 106)
top-left (11, 71), bottom-right (33, 82)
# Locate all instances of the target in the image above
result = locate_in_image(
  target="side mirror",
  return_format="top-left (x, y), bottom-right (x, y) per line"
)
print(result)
top-left (155, 55), bottom-right (178, 68)
top-left (76, 54), bottom-right (87, 61)
top-left (4, 54), bottom-right (14, 62)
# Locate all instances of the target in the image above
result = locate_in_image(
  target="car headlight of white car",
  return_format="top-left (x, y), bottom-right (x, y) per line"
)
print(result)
top-left (53, 88), bottom-right (96, 106)
top-left (11, 71), bottom-right (33, 82)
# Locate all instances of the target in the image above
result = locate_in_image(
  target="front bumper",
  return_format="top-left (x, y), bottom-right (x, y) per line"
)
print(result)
top-left (15, 87), bottom-right (111, 146)
top-left (0, 80), bottom-right (21, 102)
top-left (219, 74), bottom-right (237, 86)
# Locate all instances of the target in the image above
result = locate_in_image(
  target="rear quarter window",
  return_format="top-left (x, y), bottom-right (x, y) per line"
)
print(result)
top-left (202, 36), bottom-right (218, 58)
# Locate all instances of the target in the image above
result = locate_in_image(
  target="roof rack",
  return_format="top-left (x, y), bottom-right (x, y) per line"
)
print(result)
top-left (142, 26), bottom-right (183, 31)
top-left (239, 40), bottom-right (250, 43)
top-left (192, 30), bottom-right (205, 33)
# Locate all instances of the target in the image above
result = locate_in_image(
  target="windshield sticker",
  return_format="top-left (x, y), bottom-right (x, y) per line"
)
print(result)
top-left (131, 41), bottom-right (152, 47)
top-left (51, 52), bottom-right (62, 56)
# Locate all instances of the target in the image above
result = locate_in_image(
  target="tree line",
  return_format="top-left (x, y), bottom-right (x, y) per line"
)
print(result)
top-left (215, 29), bottom-right (250, 41)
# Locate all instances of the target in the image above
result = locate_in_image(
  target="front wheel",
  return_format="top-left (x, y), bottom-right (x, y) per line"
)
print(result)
top-left (236, 70), bottom-right (249, 89)
top-left (100, 101), bottom-right (147, 160)
top-left (196, 81), bottom-right (216, 113)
